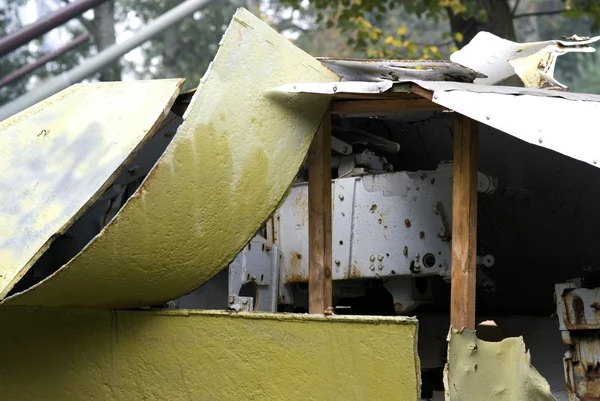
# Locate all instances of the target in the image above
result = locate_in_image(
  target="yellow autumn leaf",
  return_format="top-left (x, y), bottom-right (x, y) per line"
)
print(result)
top-left (454, 32), bottom-right (464, 43)
top-left (384, 35), bottom-right (394, 44)
top-left (397, 25), bottom-right (407, 36)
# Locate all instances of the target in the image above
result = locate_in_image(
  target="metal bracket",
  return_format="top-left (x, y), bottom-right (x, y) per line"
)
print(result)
top-left (228, 236), bottom-right (281, 312)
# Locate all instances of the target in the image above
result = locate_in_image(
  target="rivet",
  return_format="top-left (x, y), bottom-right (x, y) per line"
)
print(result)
top-left (378, 264), bottom-right (383, 270)
top-left (370, 255), bottom-right (376, 262)
top-left (486, 115), bottom-right (490, 120)
top-left (394, 303), bottom-right (403, 313)
top-left (594, 160), bottom-right (598, 165)
top-left (377, 255), bottom-right (384, 261)
top-left (538, 138), bottom-right (543, 143)
top-left (335, 259), bottom-right (341, 265)
top-left (338, 194), bottom-right (344, 200)
top-left (293, 85), bottom-right (297, 90)
top-left (433, 94), bottom-right (438, 100)
top-left (332, 85), bottom-right (337, 92)
top-left (370, 264), bottom-right (375, 271)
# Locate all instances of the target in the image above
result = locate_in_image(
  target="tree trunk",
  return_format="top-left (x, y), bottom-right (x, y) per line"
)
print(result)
top-left (161, 26), bottom-right (180, 78)
top-left (447, 0), bottom-right (516, 49)
top-left (92, 0), bottom-right (121, 81)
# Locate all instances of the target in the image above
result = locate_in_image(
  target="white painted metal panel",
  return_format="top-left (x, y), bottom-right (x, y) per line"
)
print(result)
top-left (431, 88), bottom-right (600, 169)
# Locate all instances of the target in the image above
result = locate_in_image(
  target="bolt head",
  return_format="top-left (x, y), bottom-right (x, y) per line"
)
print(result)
top-left (377, 255), bottom-right (384, 261)
top-left (378, 264), bottom-right (383, 270)
top-left (370, 255), bottom-right (375, 262)
top-left (338, 194), bottom-right (344, 200)
top-left (335, 259), bottom-right (341, 265)
top-left (394, 303), bottom-right (403, 313)
top-left (369, 264), bottom-right (375, 271)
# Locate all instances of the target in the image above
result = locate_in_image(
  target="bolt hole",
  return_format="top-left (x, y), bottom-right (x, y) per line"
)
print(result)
top-left (423, 253), bottom-right (436, 268)
top-left (260, 274), bottom-right (264, 281)
top-left (386, 253), bottom-right (390, 257)
top-left (246, 274), bottom-right (250, 281)
top-left (391, 270), bottom-right (396, 275)
top-left (339, 240), bottom-right (344, 245)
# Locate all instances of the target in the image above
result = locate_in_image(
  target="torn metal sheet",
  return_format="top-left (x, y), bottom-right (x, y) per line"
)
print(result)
top-left (270, 81), bottom-right (392, 95)
top-left (427, 86), bottom-right (600, 170)
top-left (2, 7), bottom-right (339, 308)
top-left (451, 31), bottom-right (600, 88)
top-left (317, 58), bottom-right (485, 83)
top-left (444, 327), bottom-right (555, 400)
top-left (0, 79), bottom-right (183, 299)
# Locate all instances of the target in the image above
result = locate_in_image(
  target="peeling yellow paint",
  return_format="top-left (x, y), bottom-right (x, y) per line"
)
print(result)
top-left (444, 326), bottom-right (555, 400)
top-left (3, 8), bottom-right (340, 308)
top-left (0, 79), bottom-right (183, 299)
top-left (0, 307), bottom-right (420, 401)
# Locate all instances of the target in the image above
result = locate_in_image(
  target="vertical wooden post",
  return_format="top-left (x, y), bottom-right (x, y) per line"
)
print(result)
top-left (450, 114), bottom-right (478, 331)
top-left (308, 107), bottom-right (333, 314)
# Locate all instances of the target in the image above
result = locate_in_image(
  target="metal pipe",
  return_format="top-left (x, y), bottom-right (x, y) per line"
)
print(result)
top-left (0, 34), bottom-right (90, 90)
top-left (0, 0), bottom-right (215, 121)
top-left (0, 0), bottom-right (107, 58)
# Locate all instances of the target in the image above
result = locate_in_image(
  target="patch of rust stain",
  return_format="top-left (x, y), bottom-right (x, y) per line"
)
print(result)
top-left (346, 260), bottom-right (362, 279)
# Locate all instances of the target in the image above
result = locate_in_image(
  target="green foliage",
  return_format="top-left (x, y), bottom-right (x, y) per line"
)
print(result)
top-left (0, 0), bottom-right (35, 105)
top-left (119, 0), bottom-right (240, 89)
top-left (279, 0), bottom-right (600, 60)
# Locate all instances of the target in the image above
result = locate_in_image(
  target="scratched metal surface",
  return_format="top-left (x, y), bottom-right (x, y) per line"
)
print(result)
top-left (2, 8), bottom-right (339, 308)
top-left (0, 79), bottom-right (183, 298)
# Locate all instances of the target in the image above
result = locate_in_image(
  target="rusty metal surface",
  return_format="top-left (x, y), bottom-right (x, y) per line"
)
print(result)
top-left (2, 8), bottom-right (339, 309)
top-left (0, 79), bottom-right (183, 299)
top-left (276, 164), bottom-right (496, 284)
top-left (317, 58), bottom-right (485, 83)
top-left (556, 283), bottom-right (600, 400)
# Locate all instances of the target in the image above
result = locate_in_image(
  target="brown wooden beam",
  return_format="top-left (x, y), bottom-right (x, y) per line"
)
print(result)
top-left (331, 98), bottom-right (446, 115)
top-left (450, 114), bottom-right (478, 331)
top-left (308, 107), bottom-right (333, 314)
top-left (410, 83), bottom-right (434, 100)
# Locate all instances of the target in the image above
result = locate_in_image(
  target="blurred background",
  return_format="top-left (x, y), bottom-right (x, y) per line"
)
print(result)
top-left (1, 0), bottom-right (600, 107)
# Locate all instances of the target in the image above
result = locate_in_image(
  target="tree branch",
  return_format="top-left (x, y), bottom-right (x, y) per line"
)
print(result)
top-left (513, 9), bottom-right (567, 19)
top-left (511, 0), bottom-right (522, 17)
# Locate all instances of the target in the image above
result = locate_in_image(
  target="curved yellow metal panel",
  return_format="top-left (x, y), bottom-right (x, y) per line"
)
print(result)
top-left (0, 79), bottom-right (183, 299)
top-left (4, 8), bottom-right (339, 308)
